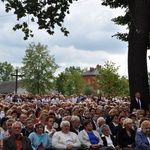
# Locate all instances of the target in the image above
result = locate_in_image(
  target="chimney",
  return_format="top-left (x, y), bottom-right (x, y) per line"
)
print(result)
top-left (90, 67), bottom-right (94, 72)
top-left (96, 64), bottom-right (101, 68)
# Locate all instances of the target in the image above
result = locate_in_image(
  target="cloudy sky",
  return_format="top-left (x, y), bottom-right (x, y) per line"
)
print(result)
top-left (0, 0), bottom-right (150, 77)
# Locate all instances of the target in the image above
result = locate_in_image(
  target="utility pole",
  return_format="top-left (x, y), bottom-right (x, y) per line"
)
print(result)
top-left (11, 68), bottom-right (23, 94)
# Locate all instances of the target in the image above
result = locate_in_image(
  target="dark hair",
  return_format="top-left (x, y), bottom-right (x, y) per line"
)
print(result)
top-left (83, 119), bottom-right (92, 127)
top-left (111, 115), bottom-right (119, 120)
top-left (0, 117), bottom-right (9, 127)
top-left (79, 108), bottom-right (84, 113)
top-left (66, 109), bottom-right (72, 115)
top-left (45, 116), bottom-right (55, 122)
top-left (49, 112), bottom-right (55, 118)
top-left (89, 108), bottom-right (95, 112)
top-left (11, 110), bottom-right (17, 115)
top-left (119, 116), bottom-right (126, 122)
top-left (129, 114), bottom-right (136, 119)
top-left (139, 118), bottom-right (149, 127)
top-left (34, 123), bottom-right (44, 133)
top-left (27, 109), bottom-right (35, 116)
top-left (24, 118), bottom-right (32, 125)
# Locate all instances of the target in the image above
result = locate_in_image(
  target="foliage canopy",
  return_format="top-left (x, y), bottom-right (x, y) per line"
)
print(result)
top-left (2, 0), bottom-right (77, 39)
top-left (55, 66), bottom-right (86, 95)
top-left (0, 61), bottom-right (15, 82)
top-left (20, 42), bottom-right (59, 95)
top-left (95, 61), bottom-right (129, 96)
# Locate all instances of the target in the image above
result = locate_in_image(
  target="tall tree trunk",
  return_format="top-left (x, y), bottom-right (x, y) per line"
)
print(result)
top-left (128, 0), bottom-right (150, 110)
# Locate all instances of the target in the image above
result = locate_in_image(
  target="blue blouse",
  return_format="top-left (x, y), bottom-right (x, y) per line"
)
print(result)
top-left (87, 132), bottom-right (98, 144)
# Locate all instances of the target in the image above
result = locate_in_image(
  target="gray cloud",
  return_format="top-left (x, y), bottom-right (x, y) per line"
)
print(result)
top-left (0, 0), bottom-right (131, 76)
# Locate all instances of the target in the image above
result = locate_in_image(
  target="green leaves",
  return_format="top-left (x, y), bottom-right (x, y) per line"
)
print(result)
top-left (55, 66), bottom-right (86, 95)
top-left (0, 61), bottom-right (15, 82)
top-left (101, 0), bottom-right (128, 8)
top-left (95, 61), bottom-right (129, 96)
top-left (20, 42), bottom-right (59, 94)
top-left (2, 0), bottom-right (75, 39)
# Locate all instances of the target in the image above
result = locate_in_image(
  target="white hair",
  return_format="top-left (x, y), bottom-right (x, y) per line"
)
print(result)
top-left (123, 118), bottom-right (133, 126)
top-left (71, 116), bottom-right (80, 123)
top-left (97, 117), bottom-right (105, 126)
top-left (100, 124), bottom-right (110, 133)
top-left (60, 120), bottom-right (70, 128)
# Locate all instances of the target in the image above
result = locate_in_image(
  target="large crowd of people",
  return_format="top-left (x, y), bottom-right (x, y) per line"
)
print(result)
top-left (0, 92), bottom-right (149, 150)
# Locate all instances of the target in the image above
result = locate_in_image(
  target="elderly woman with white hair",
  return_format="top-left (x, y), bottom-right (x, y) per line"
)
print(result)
top-left (100, 124), bottom-right (120, 150)
top-left (70, 116), bottom-right (83, 135)
top-left (117, 118), bottom-right (135, 150)
top-left (52, 120), bottom-right (85, 150)
top-left (96, 117), bottom-right (106, 134)
top-left (96, 117), bottom-right (112, 136)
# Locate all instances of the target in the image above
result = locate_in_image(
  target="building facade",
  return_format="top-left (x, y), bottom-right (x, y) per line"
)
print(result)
top-left (81, 65), bottom-right (101, 91)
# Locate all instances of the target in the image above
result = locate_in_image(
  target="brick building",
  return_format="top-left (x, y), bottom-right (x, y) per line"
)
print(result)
top-left (81, 65), bottom-right (101, 90)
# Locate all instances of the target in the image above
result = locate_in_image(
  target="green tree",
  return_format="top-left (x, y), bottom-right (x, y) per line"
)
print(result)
top-left (55, 72), bottom-right (68, 95)
top-left (0, 61), bottom-right (15, 82)
top-left (55, 66), bottom-right (86, 95)
top-left (66, 69), bottom-right (86, 95)
top-left (3, 0), bottom-right (149, 106)
top-left (95, 61), bottom-right (120, 96)
top-left (101, 0), bottom-right (150, 109)
top-left (83, 84), bottom-right (96, 96)
top-left (118, 75), bottom-right (129, 96)
top-left (2, 0), bottom-right (76, 40)
top-left (21, 42), bottom-right (59, 95)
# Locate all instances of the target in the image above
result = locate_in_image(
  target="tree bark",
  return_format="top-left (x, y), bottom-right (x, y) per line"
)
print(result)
top-left (128, 0), bottom-right (150, 110)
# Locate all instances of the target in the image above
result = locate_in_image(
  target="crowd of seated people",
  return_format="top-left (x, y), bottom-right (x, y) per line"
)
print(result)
top-left (0, 93), bottom-right (149, 150)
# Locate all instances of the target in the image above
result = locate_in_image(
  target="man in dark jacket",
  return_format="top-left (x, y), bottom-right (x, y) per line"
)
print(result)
top-left (130, 92), bottom-right (145, 113)
top-left (3, 121), bottom-right (33, 150)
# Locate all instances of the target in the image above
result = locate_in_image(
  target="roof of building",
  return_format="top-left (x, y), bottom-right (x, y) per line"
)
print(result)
top-left (0, 80), bottom-right (21, 94)
top-left (81, 68), bottom-right (99, 76)
top-left (81, 66), bottom-right (100, 76)
top-left (0, 81), bottom-right (57, 95)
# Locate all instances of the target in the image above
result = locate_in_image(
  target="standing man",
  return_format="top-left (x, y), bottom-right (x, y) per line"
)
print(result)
top-left (3, 121), bottom-right (33, 150)
top-left (130, 92), bottom-right (145, 113)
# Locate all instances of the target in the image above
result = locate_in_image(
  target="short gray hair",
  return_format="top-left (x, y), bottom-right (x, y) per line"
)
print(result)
top-left (58, 108), bottom-right (64, 113)
top-left (71, 116), bottom-right (80, 123)
top-left (100, 124), bottom-right (109, 133)
top-left (12, 121), bottom-right (22, 128)
top-left (6, 119), bottom-right (15, 125)
top-left (60, 120), bottom-right (70, 128)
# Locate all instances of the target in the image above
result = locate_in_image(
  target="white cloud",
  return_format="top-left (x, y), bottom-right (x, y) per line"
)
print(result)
top-left (0, 0), bottom-right (135, 78)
